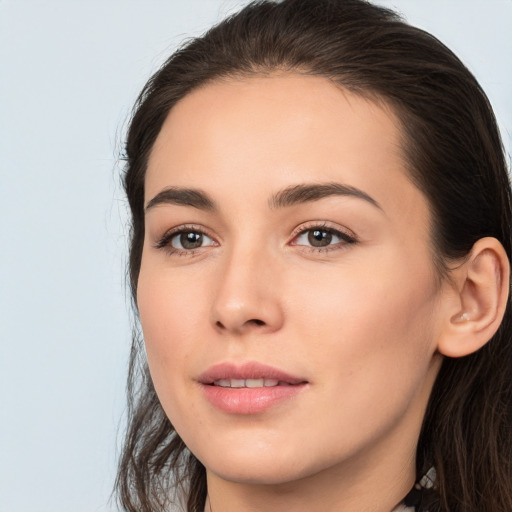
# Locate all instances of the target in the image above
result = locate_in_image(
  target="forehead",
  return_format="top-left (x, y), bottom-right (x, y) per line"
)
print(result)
top-left (149, 73), bottom-right (405, 175)
top-left (146, 73), bottom-right (426, 225)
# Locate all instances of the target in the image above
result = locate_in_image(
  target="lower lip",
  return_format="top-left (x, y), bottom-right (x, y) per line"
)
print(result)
top-left (201, 383), bottom-right (307, 414)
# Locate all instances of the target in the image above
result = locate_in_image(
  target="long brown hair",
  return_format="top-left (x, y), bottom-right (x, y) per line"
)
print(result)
top-left (115, 1), bottom-right (512, 511)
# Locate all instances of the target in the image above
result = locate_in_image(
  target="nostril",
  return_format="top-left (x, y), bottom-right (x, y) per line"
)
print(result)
top-left (214, 318), bottom-right (267, 332)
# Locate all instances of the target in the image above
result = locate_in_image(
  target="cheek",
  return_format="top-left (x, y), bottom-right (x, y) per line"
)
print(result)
top-left (137, 267), bottom-right (214, 438)
top-left (281, 257), bottom-right (440, 452)
top-left (288, 250), bottom-right (439, 386)
top-left (136, 260), bottom-right (207, 394)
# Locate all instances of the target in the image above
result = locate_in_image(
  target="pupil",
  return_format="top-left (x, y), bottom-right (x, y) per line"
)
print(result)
top-left (181, 232), bottom-right (203, 249)
top-left (308, 229), bottom-right (332, 247)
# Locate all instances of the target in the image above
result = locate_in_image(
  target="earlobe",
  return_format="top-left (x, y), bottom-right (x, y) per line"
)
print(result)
top-left (437, 237), bottom-right (510, 358)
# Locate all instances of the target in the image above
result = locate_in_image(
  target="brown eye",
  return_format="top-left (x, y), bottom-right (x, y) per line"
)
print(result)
top-left (292, 226), bottom-right (356, 251)
top-left (170, 231), bottom-right (214, 250)
top-left (308, 229), bottom-right (332, 247)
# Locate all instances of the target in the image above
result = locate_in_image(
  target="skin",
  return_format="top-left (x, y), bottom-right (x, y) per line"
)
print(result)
top-left (137, 74), bottom-right (452, 512)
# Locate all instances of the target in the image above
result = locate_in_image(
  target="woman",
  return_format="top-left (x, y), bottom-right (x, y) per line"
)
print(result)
top-left (115, 0), bottom-right (512, 511)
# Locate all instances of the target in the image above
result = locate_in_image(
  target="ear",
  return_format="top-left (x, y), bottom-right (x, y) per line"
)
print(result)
top-left (437, 237), bottom-right (510, 358)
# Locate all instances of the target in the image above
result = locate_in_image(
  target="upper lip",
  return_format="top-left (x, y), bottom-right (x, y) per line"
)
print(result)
top-left (198, 361), bottom-right (307, 385)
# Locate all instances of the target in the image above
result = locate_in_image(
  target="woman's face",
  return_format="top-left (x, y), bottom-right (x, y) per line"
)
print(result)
top-left (138, 74), bottom-right (446, 487)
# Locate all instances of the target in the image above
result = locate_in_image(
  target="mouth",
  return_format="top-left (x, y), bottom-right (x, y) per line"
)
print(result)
top-left (198, 361), bottom-right (308, 387)
top-left (211, 378), bottom-right (292, 388)
top-left (198, 361), bottom-right (308, 414)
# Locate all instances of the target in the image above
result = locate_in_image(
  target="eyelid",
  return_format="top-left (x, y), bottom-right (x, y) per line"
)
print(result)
top-left (153, 221), bottom-right (356, 256)
top-left (154, 224), bottom-right (219, 253)
top-left (289, 221), bottom-right (358, 249)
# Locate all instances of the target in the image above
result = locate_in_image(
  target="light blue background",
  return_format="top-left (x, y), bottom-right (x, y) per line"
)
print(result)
top-left (0, 1), bottom-right (510, 511)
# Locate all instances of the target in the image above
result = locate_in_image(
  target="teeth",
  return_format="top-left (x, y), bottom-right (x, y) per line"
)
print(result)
top-left (213, 378), bottom-right (281, 388)
top-left (246, 378), bottom-right (264, 388)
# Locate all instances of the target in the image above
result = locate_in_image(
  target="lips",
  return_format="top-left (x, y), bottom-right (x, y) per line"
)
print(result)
top-left (199, 361), bottom-right (306, 385)
top-left (198, 362), bottom-right (308, 414)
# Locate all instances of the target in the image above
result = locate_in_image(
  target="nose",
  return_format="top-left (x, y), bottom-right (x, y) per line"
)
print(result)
top-left (210, 246), bottom-right (284, 336)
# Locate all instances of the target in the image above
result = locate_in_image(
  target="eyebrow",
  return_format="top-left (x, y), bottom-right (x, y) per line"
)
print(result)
top-left (269, 182), bottom-right (381, 210)
top-left (145, 187), bottom-right (216, 212)
top-left (145, 181), bottom-right (381, 213)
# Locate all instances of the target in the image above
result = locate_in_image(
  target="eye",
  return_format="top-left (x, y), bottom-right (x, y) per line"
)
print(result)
top-left (171, 231), bottom-right (215, 250)
top-left (155, 226), bottom-right (217, 255)
top-left (292, 225), bottom-right (356, 250)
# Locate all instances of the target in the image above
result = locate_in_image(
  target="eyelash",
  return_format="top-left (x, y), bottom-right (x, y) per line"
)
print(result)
top-left (290, 222), bottom-right (357, 253)
top-left (154, 224), bottom-right (217, 257)
top-left (154, 222), bottom-right (357, 256)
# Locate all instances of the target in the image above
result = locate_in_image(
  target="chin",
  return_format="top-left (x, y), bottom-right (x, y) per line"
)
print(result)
top-left (191, 435), bottom-right (330, 486)
top-left (206, 459), bottom-right (311, 486)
